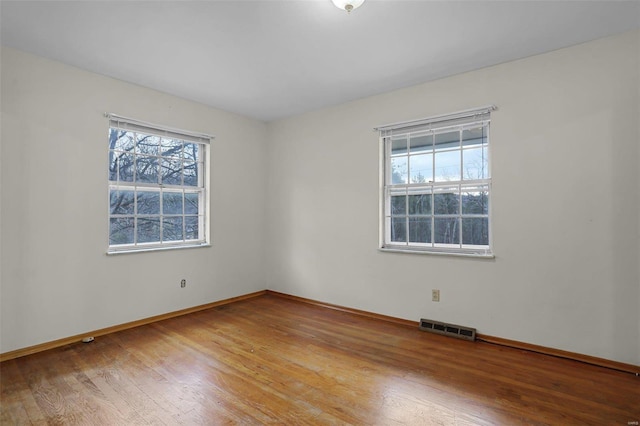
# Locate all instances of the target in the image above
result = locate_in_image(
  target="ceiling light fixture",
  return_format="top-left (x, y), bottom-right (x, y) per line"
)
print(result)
top-left (331, 0), bottom-right (365, 13)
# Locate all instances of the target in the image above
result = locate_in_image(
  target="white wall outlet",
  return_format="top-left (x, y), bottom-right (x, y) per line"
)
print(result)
top-left (180, 279), bottom-right (186, 288)
top-left (432, 289), bottom-right (440, 302)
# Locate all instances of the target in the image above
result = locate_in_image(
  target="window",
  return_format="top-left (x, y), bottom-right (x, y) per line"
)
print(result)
top-left (107, 115), bottom-right (211, 253)
top-left (377, 106), bottom-right (495, 257)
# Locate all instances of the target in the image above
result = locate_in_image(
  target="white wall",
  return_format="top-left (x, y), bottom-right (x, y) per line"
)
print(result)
top-left (0, 47), bottom-right (268, 353)
top-left (266, 31), bottom-right (640, 365)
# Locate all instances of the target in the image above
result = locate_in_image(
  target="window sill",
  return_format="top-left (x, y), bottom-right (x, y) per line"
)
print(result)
top-left (107, 243), bottom-right (211, 255)
top-left (378, 246), bottom-right (495, 259)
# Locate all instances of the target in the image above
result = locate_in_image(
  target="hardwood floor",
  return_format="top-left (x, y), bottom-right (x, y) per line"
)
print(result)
top-left (1, 294), bottom-right (638, 425)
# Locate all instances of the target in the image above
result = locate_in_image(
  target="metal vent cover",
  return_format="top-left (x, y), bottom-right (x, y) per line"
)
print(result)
top-left (419, 318), bottom-right (476, 341)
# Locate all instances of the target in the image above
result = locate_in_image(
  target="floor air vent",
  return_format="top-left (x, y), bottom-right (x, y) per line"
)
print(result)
top-left (419, 318), bottom-right (476, 341)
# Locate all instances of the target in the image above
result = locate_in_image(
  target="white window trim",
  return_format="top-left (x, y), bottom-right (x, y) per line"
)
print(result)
top-left (106, 114), bottom-right (212, 254)
top-left (375, 105), bottom-right (496, 258)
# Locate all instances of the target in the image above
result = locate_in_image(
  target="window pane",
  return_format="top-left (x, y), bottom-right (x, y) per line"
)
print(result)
top-left (185, 216), bottom-right (199, 240)
top-left (161, 158), bottom-right (183, 186)
top-left (136, 155), bottom-right (159, 184)
top-left (391, 137), bottom-right (407, 155)
top-left (408, 193), bottom-right (431, 215)
top-left (462, 190), bottom-right (488, 215)
top-left (483, 147), bottom-right (489, 177)
top-left (137, 191), bottom-right (160, 215)
top-left (434, 150), bottom-right (460, 182)
top-left (162, 139), bottom-right (183, 157)
top-left (110, 190), bottom-right (135, 215)
top-left (462, 218), bottom-right (488, 245)
top-left (434, 190), bottom-right (459, 215)
top-left (110, 130), bottom-right (134, 151)
top-left (463, 147), bottom-right (488, 180)
top-left (434, 218), bottom-right (460, 245)
top-left (391, 195), bottom-right (406, 215)
top-left (183, 143), bottom-right (199, 161)
top-left (110, 217), bottom-right (134, 245)
top-left (163, 217), bottom-right (183, 242)
top-left (136, 134), bottom-right (160, 155)
top-left (108, 151), bottom-right (118, 181)
top-left (390, 217), bottom-right (406, 242)
top-left (462, 127), bottom-right (486, 148)
top-left (409, 153), bottom-right (432, 183)
top-left (434, 131), bottom-right (460, 150)
top-left (185, 193), bottom-right (199, 215)
top-left (163, 192), bottom-right (183, 215)
top-left (118, 153), bottom-right (135, 182)
top-left (391, 156), bottom-right (408, 184)
top-left (137, 217), bottom-right (160, 243)
top-left (410, 134), bottom-right (432, 154)
top-left (409, 217), bottom-right (431, 243)
top-left (184, 162), bottom-right (199, 186)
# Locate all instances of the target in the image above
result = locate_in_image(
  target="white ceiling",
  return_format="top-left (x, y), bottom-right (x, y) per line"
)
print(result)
top-left (1, 1), bottom-right (639, 122)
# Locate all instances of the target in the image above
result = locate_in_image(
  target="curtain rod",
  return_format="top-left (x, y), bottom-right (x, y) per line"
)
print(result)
top-left (105, 113), bottom-right (215, 140)
top-left (373, 105), bottom-right (497, 132)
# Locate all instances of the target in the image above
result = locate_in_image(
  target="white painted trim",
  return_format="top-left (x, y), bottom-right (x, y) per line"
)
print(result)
top-left (378, 247), bottom-right (494, 259)
top-left (107, 243), bottom-right (211, 255)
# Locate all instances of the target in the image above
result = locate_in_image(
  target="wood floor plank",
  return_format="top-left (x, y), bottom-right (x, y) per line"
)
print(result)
top-left (1, 294), bottom-right (639, 425)
top-left (85, 336), bottom-right (182, 424)
top-left (1, 359), bottom-right (44, 425)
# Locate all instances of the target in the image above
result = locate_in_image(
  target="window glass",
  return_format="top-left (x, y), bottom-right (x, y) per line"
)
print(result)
top-left (434, 131), bottom-right (459, 150)
top-left (109, 218), bottom-right (134, 245)
top-left (434, 218), bottom-right (460, 245)
top-left (137, 217), bottom-right (161, 243)
top-left (434, 150), bottom-right (460, 182)
top-left (461, 189), bottom-right (488, 215)
top-left (391, 156), bottom-right (408, 184)
top-left (161, 158), bottom-right (183, 186)
top-left (185, 216), bottom-right (200, 240)
top-left (410, 134), bottom-right (432, 153)
top-left (462, 218), bottom-right (489, 245)
top-left (408, 217), bottom-right (431, 243)
top-left (391, 137), bottom-right (407, 155)
top-left (163, 192), bottom-right (183, 215)
top-left (391, 195), bottom-right (406, 215)
top-left (391, 217), bottom-right (406, 242)
top-left (410, 154), bottom-right (432, 183)
top-left (434, 189), bottom-right (459, 215)
top-left (185, 193), bottom-right (199, 215)
top-left (163, 217), bottom-right (184, 241)
top-left (110, 190), bottom-right (135, 215)
top-left (408, 193), bottom-right (431, 215)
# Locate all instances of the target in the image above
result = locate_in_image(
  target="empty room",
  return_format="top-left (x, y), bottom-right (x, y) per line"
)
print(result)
top-left (1, 0), bottom-right (639, 424)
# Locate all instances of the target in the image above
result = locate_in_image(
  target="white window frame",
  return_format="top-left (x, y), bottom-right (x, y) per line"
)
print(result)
top-left (107, 114), bottom-right (212, 254)
top-left (376, 105), bottom-right (496, 258)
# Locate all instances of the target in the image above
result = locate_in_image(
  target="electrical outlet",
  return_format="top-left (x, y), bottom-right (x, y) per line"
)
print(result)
top-left (180, 279), bottom-right (186, 288)
top-left (432, 289), bottom-right (440, 302)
